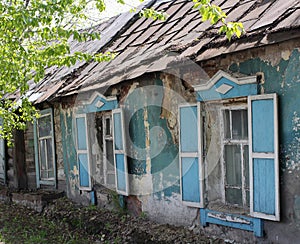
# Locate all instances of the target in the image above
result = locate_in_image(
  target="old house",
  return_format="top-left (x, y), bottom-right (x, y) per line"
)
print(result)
top-left (2, 0), bottom-right (300, 242)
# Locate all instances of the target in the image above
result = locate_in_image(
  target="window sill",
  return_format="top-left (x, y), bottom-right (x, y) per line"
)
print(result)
top-left (207, 201), bottom-right (250, 216)
top-left (200, 208), bottom-right (263, 237)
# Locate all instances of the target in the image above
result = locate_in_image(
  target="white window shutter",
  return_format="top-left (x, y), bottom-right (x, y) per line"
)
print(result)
top-left (179, 103), bottom-right (204, 208)
top-left (112, 108), bottom-right (129, 196)
top-left (248, 94), bottom-right (280, 221)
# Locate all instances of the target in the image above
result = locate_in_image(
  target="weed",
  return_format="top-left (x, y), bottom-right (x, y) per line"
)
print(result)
top-left (140, 211), bottom-right (148, 219)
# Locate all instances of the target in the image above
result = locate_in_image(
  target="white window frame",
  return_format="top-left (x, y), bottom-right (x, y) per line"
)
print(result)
top-left (75, 113), bottom-right (92, 191)
top-left (220, 105), bottom-right (249, 208)
top-left (34, 108), bottom-right (56, 187)
top-left (102, 113), bottom-right (115, 188)
top-left (112, 108), bottom-right (129, 196)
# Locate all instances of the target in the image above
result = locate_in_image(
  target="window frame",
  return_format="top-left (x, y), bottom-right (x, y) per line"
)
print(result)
top-left (75, 113), bottom-right (92, 191)
top-left (102, 112), bottom-right (115, 188)
top-left (112, 108), bottom-right (129, 196)
top-left (34, 108), bottom-right (57, 188)
top-left (220, 105), bottom-right (249, 209)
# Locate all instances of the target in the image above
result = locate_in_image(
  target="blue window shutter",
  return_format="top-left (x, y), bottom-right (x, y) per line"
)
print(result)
top-left (248, 94), bottom-right (280, 221)
top-left (179, 104), bottom-right (204, 208)
top-left (112, 108), bottom-right (129, 196)
top-left (75, 115), bottom-right (91, 190)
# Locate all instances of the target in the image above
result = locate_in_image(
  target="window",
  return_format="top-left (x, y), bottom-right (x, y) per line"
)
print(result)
top-left (222, 108), bottom-right (249, 208)
top-left (34, 108), bottom-right (56, 186)
top-left (102, 114), bottom-right (115, 187)
top-left (179, 94), bottom-right (279, 221)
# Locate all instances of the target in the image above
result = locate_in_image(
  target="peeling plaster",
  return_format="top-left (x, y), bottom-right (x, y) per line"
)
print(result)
top-left (140, 193), bottom-right (199, 226)
top-left (284, 112), bottom-right (300, 172)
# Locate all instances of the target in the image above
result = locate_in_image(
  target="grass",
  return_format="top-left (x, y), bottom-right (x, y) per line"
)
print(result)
top-left (0, 202), bottom-right (98, 243)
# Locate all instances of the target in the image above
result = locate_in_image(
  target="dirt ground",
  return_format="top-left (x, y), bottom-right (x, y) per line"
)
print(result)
top-left (0, 197), bottom-right (224, 243)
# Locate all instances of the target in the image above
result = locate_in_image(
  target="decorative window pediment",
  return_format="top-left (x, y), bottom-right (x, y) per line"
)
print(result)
top-left (76, 92), bottom-right (118, 114)
top-left (194, 71), bottom-right (257, 101)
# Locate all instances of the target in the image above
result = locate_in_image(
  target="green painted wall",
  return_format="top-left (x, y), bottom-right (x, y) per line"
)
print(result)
top-left (60, 109), bottom-right (78, 195)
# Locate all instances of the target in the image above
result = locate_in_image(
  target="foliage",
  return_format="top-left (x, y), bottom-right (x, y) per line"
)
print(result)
top-left (192, 0), bottom-right (244, 40)
top-left (0, 0), bottom-right (244, 144)
top-left (0, 0), bottom-right (113, 143)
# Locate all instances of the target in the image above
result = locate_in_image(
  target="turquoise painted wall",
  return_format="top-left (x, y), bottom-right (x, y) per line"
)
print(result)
top-left (229, 49), bottom-right (300, 171)
top-left (60, 109), bottom-right (78, 195)
top-left (123, 79), bottom-right (179, 197)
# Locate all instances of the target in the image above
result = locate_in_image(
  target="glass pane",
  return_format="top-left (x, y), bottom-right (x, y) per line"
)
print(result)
top-left (223, 110), bottom-right (230, 139)
top-left (225, 145), bottom-right (242, 187)
top-left (232, 110), bottom-right (242, 139)
top-left (46, 139), bottom-right (54, 171)
top-left (39, 140), bottom-right (47, 179)
top-left (76, 117), bottom-right (87, 150)
top-left (39, 140), bottom-right (47, 170)
top-left (106, 140), bottom-right (114, 171)
top-left (105, 118), bottom-right (111, 136)
top-left (242, 110), bottom-right (248, 139)
top-left (226, 188), bottom-right (242, 206)
top-left (244, 145), bottom-right (249, 188)
top-left (38, 115), bottom-right (52, 137)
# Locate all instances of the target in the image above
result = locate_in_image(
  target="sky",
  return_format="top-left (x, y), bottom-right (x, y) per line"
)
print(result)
top-left (83, 0), bottom-right (143, 26)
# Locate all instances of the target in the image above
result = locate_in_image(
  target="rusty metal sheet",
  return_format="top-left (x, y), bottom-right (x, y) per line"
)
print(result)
top-left (250, 0), bottom-right (299, 31)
